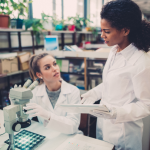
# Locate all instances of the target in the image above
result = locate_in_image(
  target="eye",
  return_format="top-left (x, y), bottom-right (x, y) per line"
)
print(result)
top-left (45, 66), bottom-right (50, 70)
top-left (54, 62), bottom-right (57, 66)
top-left (105, 31), bottom-right (110, 34)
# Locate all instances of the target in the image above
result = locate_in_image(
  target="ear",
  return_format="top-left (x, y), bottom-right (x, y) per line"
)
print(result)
top-left (122, 28), bottom-right (130, 36)
top-left (36, 72), bottom-right (42, 79)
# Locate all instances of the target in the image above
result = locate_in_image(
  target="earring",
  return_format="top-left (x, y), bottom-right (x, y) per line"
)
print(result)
top-left (41, 77), bottom-right (42, 79)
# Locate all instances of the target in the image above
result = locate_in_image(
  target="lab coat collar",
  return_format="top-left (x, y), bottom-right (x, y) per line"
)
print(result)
top-left (128, 49), bottom-right (145, 65)
top-left (36, 79), bottom-right (71, 97)
top-left (111, 43), bottom-right (144, 65)
top-left (111, 45), bottom-right (118, 53)
top-left (120, 43), bottom-right (144, 65)
top-left (120, 43), bottom-right (136, 61)
top-left (111, 43), bottom-right (136, 61)
top-left (60, 79), bottom-right (72, 94)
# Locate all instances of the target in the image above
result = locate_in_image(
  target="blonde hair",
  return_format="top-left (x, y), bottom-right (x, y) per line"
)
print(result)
top-left (29, 53), bottom-right (54, 84)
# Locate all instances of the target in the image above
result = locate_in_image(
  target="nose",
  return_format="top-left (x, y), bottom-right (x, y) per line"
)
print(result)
top-left (101, 31), bottom-right (105, 39)
top-left (52, 65), bottom-right (57, 71)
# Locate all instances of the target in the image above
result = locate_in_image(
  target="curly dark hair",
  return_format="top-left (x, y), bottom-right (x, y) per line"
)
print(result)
top-left (101, 0), bottom-right (150, 52)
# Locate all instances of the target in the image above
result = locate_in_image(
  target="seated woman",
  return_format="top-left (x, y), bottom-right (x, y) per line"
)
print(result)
top-left (24, 53), bottom-right (81, 134)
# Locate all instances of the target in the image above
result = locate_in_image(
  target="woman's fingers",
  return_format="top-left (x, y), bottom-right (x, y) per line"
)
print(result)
top-left (25, 103), bottom-right (37, 109)
top-left (30, 113), bottom-right (38, 118)
top-left (25, 109), bottom-right (37, 114)
top-left (26, 103), bottom-right (37, 107)
top-left (80, 97), bottom-right (86, 104)
top-left (23, 106), bottom-right (34, 110)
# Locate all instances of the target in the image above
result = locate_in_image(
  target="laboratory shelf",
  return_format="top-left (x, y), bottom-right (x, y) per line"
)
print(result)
top-left (49, 51), bottom-right (109, 59)
top-left (61, 72), bottom-right (84, 76)
top-left (0, 70), bottom-right (29, 78)
top-left (0, 29), bottom-right (103, 53)
top-left (87, 73), bottom-right (102, 77)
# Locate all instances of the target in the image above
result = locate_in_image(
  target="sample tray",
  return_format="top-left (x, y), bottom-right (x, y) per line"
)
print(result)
top-left (4, 130), bottom-right (45, 150)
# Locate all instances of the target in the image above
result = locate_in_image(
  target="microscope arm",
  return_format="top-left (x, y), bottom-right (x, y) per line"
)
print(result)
top-left (3, 105), bottom-right (20, 134)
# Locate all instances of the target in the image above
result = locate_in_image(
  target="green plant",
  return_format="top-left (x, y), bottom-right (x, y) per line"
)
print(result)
top-left (49, 14), bottom-right (64, 27)
top-left (60, 19), bottom-right (66, 27)
top-left (41, 12), bottom-right (51, 22)
top-left (68, 14), bottom-right (92, 31)
top-left (0, 0), bottom-right (13, 15)
top-left (24, 12), bottom-right (50, 44)
top-left (87, 26), bottom-right (99, 37)
top-left (49, 14), bottom-right (67, 30)
top-left (11, 0), bottom-right (30, 19)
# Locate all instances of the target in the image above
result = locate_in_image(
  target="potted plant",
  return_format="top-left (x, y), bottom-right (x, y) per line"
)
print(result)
top-left (0, 0), bottom-right (13, 28)
top-left (68, 14), bottom-right (92, 31)
top-left (60, 19), bottom-right (67, 31)
top-left (24, 12), bottom-right (50, 44)
top-left (11, 0), bottom-right (30, 29)
top-left (87, 26), bottom-right (99, 36)
top-left (49, 14), bottom-right (65, 31)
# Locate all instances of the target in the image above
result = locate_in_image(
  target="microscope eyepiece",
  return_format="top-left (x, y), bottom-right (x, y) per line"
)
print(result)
top-left (23, 78), bottom-right (33, 88)
top-left (28, 78), bottom-right (40, 91)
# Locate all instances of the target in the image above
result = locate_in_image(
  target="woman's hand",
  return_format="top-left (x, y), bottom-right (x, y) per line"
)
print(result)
top-left (80, 90), bottom-right (98, 104)
top-left (23, 103), bottom-right (51, 120)
top-left (90, 106), bottom-right (117, 119)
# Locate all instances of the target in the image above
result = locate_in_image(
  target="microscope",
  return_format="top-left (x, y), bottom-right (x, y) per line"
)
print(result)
top-left (3, 78), bottom-right (40, 150)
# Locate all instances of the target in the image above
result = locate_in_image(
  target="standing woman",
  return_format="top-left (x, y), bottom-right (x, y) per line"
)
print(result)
top-left (81, 0), bottom-right (150, 149)
top-left (24, 53), bottom-right (81, 134)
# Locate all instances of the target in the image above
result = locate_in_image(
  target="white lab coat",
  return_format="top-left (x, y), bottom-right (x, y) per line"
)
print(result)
top-left (30, 79), bottom-right (81, 135)
top-left (91, 44), bottom-right (150, 150)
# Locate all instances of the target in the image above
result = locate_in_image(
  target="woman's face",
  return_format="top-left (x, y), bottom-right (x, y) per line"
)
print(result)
top-left (37, 55), bottom-right (60, 83)
top-left (101, 19), bottom-right (128, 47)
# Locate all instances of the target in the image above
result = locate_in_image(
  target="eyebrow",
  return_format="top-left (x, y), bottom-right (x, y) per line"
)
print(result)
top-left (43, 61), bottom-right (56, 67)
top-left (102, 29), bottom-right (110, 31)
top-left (44, 64), bottom-right (50, 67)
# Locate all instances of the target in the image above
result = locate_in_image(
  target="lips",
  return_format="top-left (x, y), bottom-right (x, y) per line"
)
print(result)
top-left (105, 41), bottom-right (109, 44)
top-left (54, 72), bottom-right (59, 77)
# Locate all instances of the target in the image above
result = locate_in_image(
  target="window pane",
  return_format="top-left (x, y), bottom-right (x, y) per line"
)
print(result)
top-left (55, 0), bottom-right (62, 19)
top-left (64, 0), bottom-right (84, 20)
top-left (90, 0), bottom-right (102, 27)
top-left (32, 0), bottom-right (53, 18)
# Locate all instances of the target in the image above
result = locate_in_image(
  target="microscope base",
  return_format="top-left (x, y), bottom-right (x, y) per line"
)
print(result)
top-left (0, 144), bottom-right (19, 150)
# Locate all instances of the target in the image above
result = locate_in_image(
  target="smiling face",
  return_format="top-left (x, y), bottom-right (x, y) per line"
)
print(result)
top-left (101, 19), bottom-right (130, 47)
top-left (36, 55), bottom-right (60, 83)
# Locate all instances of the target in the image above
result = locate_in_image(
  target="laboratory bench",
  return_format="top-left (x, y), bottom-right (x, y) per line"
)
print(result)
top-left (0, 110), bottom-right (115, 150)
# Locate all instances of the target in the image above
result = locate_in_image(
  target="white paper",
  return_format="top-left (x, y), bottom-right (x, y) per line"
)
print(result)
top-left (58, 104), bottom-right (109, 114)
top-left (55, 135), bottom-right (111, 150)
top-left (61, 60), bottom-right (69, 72)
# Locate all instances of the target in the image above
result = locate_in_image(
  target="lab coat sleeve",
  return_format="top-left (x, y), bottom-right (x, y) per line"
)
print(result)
top-left (89, 82), bottom-right (104, 100)
top-left (115, 67), bottom-right (150, 123)
top-left (45, 88), bottom-right (81, 134)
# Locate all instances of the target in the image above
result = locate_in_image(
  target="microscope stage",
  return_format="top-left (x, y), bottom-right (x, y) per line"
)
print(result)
top-left (4, 130), bottom-right (45, 150)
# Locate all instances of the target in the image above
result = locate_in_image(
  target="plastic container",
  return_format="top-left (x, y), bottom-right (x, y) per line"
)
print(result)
top-left (10, 19), bottom-right (17, 28)
top-left (68, 25), bottom-right (75, 31)
top-left (16, 19), bottom-right (24, 29)
top-left (69, 63), bottom-right (74, 72)
top-left (55, 24), bottom-right (63, 30)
